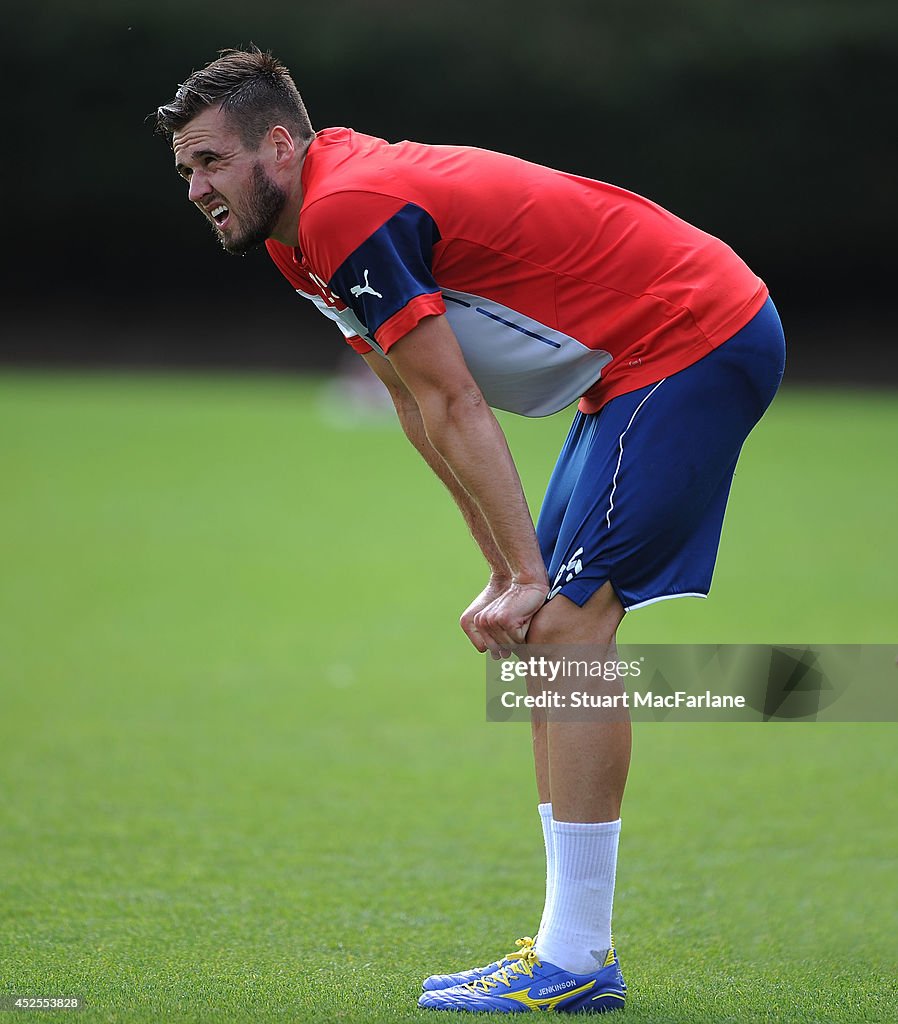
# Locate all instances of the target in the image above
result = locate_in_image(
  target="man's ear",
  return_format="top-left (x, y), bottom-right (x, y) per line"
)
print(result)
top-left (270, 125), bottom-right (296, 162)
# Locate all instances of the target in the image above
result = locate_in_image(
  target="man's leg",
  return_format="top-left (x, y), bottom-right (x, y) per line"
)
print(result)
top-left (527, 581), bottom-right (630, 822)
top-left (525, 581), bottom-right (630, 977)
top-left (419, 582), bottom-right (631, 1010)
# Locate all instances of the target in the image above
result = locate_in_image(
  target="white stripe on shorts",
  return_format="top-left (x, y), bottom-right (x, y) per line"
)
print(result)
top-left (605, 378), bottom-right (666, 529)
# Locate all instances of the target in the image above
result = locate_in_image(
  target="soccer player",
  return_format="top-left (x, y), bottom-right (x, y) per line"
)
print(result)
top-left (156, 47), bottom-right (785, 1014)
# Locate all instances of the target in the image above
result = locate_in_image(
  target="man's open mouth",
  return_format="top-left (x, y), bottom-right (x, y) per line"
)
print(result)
top-left (210, 204), bottom-right (230, 227)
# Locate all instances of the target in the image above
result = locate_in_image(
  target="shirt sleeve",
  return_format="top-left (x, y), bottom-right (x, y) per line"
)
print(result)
top-left (302, 194), bottom-right (446, 353)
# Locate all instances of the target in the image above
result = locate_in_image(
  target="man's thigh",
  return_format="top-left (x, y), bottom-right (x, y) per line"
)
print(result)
top-left (536, 298), bottom-right (785, 613)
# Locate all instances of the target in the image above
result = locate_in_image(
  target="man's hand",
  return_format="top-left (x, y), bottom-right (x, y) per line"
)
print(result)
top-left (460, 573), bottom-right (513, 654)
top-left (465, 577), bottom-right (550, 659)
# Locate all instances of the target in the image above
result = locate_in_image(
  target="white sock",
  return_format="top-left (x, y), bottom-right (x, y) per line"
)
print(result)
top-left (535, 818), bottom-right (621, 975)
top-left (536, 803), bottom-right (555, 937)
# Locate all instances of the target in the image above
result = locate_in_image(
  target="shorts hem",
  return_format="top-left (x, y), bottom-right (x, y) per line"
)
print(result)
top-left (546, 576), bottom-right (624, 609)
top-left (623, 591), bottom-right (709, 612)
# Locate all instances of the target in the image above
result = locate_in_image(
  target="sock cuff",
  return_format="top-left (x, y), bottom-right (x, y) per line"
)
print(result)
top-left (537, 802), bottom-right (553, 821)
top-left (551, 817), bottom-right (621, 836)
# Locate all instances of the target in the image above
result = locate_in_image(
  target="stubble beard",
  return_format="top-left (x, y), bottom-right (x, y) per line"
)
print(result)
top-left (215, 162), bottom-right (289, 255)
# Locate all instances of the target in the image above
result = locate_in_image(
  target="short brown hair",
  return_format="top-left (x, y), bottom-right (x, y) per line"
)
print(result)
top-left (155, 46), bottom-right (313, 150)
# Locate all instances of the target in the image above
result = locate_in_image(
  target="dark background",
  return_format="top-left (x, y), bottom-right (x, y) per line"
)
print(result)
top-left (3, 0), bottom-right (896, 383)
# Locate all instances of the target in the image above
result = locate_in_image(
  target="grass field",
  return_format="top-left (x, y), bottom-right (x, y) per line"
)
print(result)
top-left (1, 372), bottom-right (896, 1023)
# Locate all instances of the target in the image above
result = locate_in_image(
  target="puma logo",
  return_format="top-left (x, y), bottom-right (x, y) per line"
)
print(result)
top-left (350, 269), bottom-right (383, 299)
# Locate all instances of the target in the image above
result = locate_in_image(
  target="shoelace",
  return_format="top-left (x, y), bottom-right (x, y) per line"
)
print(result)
top-left (501, 936), bottom-right (535, 963)
top-left (465, 947), bottom-right (542, 992)
top-left (478, 935), bottom-right (534, 973)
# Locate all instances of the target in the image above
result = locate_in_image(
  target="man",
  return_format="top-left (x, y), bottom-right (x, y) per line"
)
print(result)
top-left (157, 47), bottom-right (785, 1014)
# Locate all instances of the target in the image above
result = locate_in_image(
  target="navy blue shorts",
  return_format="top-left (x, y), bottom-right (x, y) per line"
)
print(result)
top-left (536, 297), bottom-right (786, 611)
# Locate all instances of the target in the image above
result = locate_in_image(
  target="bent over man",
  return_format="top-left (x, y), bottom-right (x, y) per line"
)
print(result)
top-left (157, 47), bottom-right (785, 1015)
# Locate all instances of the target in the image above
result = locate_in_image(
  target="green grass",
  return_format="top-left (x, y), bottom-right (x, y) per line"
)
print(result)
top-left (1, 372), bottom-right (896, 1023)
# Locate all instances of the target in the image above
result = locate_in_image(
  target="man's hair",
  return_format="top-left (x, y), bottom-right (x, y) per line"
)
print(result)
top-left (155, 46), bottom-right (313, 150)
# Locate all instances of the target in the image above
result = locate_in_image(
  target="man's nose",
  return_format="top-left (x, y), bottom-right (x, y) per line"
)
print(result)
top-left (188, 171), bottom-right (211, 204)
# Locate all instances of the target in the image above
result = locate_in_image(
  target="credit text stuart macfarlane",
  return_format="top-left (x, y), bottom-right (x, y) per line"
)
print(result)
top-left (500, 690), bottom-right (747, 710)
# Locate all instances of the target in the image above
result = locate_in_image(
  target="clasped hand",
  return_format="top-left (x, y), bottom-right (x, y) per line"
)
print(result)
top-left (460, 573), bottom-right (550, 659)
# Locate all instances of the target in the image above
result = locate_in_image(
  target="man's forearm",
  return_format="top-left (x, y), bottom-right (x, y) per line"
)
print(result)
top-left (371, 315), bottom-right (549, 651)
top-left (393, 397), bottom-right (510, 576)
top-left (415, 389), bottom-right (547, 586)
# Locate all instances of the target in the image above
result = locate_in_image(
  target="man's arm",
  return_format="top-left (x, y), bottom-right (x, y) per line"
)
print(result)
top-left (365, 314), bottom-right (549, 654)
top-left (362, 350), bottom-right (509, 578)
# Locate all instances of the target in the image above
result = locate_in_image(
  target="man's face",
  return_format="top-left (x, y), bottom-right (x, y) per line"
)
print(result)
top-left (172, 106), bottom-right (288, 255)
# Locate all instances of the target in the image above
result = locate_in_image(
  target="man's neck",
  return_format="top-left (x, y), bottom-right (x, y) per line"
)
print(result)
top-left (269, 142), bottom-right (311, 248)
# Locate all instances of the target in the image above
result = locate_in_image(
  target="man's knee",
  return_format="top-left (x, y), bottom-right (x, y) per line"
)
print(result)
top-left (526, 581), bottom-right (624, 647)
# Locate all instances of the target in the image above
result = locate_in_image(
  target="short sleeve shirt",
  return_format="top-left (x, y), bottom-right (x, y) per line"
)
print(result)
top-left (266, 128), bottom-right (768, 416)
